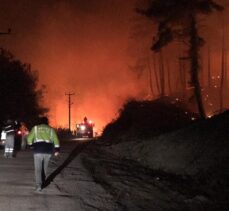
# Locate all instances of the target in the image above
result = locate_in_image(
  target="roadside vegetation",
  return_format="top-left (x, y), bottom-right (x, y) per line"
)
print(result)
top-left (102, 97), bottom-right (199, 144)
top-left (0, 48), bottom-right (47, 128)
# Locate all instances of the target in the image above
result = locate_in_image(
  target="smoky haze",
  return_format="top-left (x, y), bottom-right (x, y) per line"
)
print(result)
top-left (0, 0), bottom-right (145, 132)
top-left (0, 0), bottom-right (228, 132)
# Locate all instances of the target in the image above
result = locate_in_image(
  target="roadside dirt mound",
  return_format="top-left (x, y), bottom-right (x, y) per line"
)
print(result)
top-left (100, 98), bottom-right (229, 203)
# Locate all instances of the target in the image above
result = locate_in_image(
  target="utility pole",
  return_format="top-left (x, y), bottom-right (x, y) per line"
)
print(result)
top-left (65, 92), bottom-right (75, 131)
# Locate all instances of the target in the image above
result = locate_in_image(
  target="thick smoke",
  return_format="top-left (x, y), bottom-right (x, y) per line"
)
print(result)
top-left (0, 0), bottom-right (143, 132)
top-left (0, 0), bottom-right (228, 131)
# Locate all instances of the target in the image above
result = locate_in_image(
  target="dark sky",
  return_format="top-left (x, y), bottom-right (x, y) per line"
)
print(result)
top-left (0, 0), bottom-right (145, 131)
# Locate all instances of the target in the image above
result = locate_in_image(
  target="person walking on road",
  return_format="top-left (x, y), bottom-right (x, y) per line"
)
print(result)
top-left (19, 122), bottom-right (29, 150)
top-left (27, 116), bottom-right (60, 192)
top-left (4, 119), bottom-right (16, 158)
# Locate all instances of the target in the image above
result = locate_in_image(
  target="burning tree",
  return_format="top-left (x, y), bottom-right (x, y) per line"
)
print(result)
top-left (137, 0), bottom-right (224, 119)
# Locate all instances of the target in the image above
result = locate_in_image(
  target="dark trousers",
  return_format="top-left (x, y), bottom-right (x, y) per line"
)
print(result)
top-left (4, 134), bottom-right (15, 158)
top-left (34, 153), bottom-right (52, 188)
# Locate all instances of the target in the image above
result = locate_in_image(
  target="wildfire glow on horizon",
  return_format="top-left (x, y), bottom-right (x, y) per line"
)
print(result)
top-left (0, 0), bottom-right (229, 132)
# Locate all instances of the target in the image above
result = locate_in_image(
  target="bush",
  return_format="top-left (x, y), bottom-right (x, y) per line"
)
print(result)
top-left (56, 127), bottom-right (73, 139)
top-left (101, 97), bottom-right (199, 143)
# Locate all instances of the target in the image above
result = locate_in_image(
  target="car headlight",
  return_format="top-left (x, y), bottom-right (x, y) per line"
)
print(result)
top-left (80, 125), bottom-right (86, 130)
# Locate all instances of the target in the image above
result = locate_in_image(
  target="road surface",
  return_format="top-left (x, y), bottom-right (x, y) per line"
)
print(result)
top-left (0, 139), bottom-right (121, 211)
top-left (0, 139), bottom-right (223, 211)
top-left (0, 140), bottom-right (85, 211)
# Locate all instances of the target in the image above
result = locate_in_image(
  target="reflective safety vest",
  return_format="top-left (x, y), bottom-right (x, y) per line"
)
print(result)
top-left (27, 124), bottom-right (60, 148)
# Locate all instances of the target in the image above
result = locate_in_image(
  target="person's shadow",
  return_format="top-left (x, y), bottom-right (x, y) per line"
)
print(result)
top-left (43, 142), bottom-right (91, 188)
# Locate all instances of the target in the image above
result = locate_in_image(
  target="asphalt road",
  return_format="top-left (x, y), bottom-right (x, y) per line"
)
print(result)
top-left (0, 141), bottom-right (84, 211)
top-left (0, 139), bottom-right (220, 211)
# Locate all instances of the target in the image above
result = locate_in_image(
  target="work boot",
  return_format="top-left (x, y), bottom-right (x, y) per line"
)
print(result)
top-left (35, 185), bottom-right (42, 192)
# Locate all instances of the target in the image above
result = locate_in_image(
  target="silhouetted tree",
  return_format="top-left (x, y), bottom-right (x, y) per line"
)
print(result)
top-left (129, 13), bottom-right (164, 98)
top-left (207, 46), bottom-right (212, 88)
top-left (152, 53), bottom-right (160, 94)
top-left (166, 59), bottom-right (172, 94)
top-left (137, 0), bottom-right (224, 119)
top-left (146, 57), bottom-right (155, 98)
top-left (219, 18), bottom-right (227, 113)
top-left (159, 50), bottom-right (165, 96)
top-left (0, 48), bottom-right (48, 127)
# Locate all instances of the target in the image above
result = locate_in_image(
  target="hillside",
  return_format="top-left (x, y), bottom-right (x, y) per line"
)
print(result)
top-left (99, 99), bottom-right (229, 208)
top-left (102, 97), bottom-right (199, 143)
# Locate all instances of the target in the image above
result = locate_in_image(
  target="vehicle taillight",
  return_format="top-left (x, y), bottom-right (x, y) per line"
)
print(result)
top-left (17, 130), bottom-right (22, 135)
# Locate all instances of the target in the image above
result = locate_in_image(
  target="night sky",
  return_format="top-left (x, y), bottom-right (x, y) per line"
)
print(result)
top-left (0, 0), bottom-right (228, 132)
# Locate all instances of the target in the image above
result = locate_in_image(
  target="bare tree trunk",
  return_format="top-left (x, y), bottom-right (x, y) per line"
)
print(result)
top-left (207, 46), bottom-right (212, 88)
top-left (179, 59), bottom-right (183, 93)
top-left (178, 44), bottom-right (186, 97)
top-left (152, 53), bottom-right (161, 95)
top-left (159, 50), bottom-right (165, 96)
top-left (166, 59), bottom-right (172, 94)
top-left (175, 60), bottom-right (181, 91)
top-left (147, 57), bottom-right (155, 98)
top-left (225, 51), bottom-right (228, 105)
top-left (225, 50), bottom-right (228, 90)
top-left (220, 25), bottom-right (225, 112)
top-left (189, 16), bottom-right (206, 119)
top-left (200, 56), bottom-right (204, 87)
top-left (182, 60), bottom-right (186, 96)
top-left (219, 52), bottom-right (225, 112)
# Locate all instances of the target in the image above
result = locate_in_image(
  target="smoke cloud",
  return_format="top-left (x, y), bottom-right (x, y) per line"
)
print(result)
top-left (0, 0), bottom-right (228, 132)
top-left (0, 0), bottom-right (144, 132)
